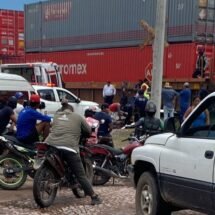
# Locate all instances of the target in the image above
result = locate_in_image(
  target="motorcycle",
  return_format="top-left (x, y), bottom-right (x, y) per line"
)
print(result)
top-left (33, 142), bottom-right (94, 208)
top-left (88, 134), bottom-right (147, 186)
top-left (0, 135), bottom-right (36, 190)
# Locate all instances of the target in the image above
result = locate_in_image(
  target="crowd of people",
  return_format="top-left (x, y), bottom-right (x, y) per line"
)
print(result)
top-left (102, 79), bottom-right (210, 126)
top-left (0, 79), bottom-right (210, 206)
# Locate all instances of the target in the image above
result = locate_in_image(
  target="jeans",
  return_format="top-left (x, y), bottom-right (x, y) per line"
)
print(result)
top-left (163, 106), bottom-right (174, 122)
top-left (61, 149), bottom-right (94, 196)
top-left (104, 95), bottom-right (114, 105)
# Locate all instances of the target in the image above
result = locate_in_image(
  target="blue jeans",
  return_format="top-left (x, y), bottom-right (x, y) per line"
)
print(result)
top-left (163, 106), bottom-right (174, 122)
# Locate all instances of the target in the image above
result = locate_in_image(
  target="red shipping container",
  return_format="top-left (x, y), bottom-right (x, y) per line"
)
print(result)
top-left (25, 43), bottom-right (215, 84)
top-left (0, 9), bottom-right (24, 56)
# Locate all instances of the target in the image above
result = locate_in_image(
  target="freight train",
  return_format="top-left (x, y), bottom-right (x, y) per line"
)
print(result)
top-left (2, 0), bottom-right (215, 103)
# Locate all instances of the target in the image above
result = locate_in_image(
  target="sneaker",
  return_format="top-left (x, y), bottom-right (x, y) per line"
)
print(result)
top-left (91, 195), bottom-right (102, 205)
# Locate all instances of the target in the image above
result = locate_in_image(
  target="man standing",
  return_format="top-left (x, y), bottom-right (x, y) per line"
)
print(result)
top-left (134, 89), bottom-right (148, 122)
top-left (179, 82), bottom-right (191, 121)
top-left (103, 81), bottom-right (116, 105)
top-left (162, 82), bottom-right (179, 121)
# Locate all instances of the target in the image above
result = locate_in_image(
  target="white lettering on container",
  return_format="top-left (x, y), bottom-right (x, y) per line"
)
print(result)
top-left (59, 64), bottom-right (87, 75)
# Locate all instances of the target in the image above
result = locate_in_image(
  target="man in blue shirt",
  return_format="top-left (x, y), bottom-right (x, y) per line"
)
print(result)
top-left (162, 82), bottom-right (179, 121)
top-left (134, 89), bottom-right (148, 121)
top-left (16, 94), bottom-right (51, 145)
top-left (94, 103), bottom-right (113, 137)
top-left (179, 82), bottom-right (191, 122)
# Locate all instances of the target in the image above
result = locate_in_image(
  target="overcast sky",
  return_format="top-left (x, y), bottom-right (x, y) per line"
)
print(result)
top-left (0, 0), bottom-right (46, 11)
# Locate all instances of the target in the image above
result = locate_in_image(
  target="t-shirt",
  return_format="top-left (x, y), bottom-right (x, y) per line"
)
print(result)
top-left (180, 88), bottom-right (191, 109)
top-left (16, 107), bottom-right (51, 140)
top-left (134, 96), bottom-right (148, 112)
top-left (85, 117), bottom-right (99, 144)
top-left (0, 106), bottom-right (14, 134)
top-left (162, 88), bottom-right (179, 109)
top-left (94, 112), bottom-right (112, 137)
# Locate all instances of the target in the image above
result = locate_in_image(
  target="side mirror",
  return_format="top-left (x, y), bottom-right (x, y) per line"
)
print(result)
top-left (164, 117), bottom-right (181, 133)
top-left (39, 101), bottom-right (46, 110)
top-left (75, 98), bottom-right (81, 103)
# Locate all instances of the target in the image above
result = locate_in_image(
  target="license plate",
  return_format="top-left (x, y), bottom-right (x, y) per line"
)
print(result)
top-left (33, 158), bottom-right (44, 170)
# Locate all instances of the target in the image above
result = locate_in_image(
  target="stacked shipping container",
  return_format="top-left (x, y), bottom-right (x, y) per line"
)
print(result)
top-left (24, 0), bottom-right (215, 97)
top-left (0, 9), bottom-right (24, 57)
top-left (25, 0), bottom-right (215, 52)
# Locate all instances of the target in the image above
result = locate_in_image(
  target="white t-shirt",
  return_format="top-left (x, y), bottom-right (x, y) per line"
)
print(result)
top-left (14, 103), bottom-right (24, 117)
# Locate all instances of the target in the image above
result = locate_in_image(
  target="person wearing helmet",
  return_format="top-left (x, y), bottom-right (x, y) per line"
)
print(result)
top-left (126, 100), bottom-right (163, 137)
top-left (0, 96), bottom-right (17, 135)
top-left (14, 92), bottom-right (25, 117)
top-left (16, 94), bottom-right (51, 145)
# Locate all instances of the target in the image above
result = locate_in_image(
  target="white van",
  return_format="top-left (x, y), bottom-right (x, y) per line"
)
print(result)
top-left (0, 73), bottom-right (35, 100)
top-left (32, 85), bottom-right (100, 117)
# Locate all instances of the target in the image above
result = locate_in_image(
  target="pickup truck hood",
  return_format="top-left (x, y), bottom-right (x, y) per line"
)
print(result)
top-left (79, 100), bottom-right (100, 109)
top-left (145, 133), bottom-right (174, 146)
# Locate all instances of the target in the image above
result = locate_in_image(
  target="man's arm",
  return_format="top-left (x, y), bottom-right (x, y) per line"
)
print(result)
top-left (31, 110), bottom-right (51, 122)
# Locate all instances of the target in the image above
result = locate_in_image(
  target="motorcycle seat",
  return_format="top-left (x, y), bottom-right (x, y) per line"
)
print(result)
top-left (97, 144), bottom-right (123, 155)
top-left (3, 135), bottom-right (36, 150)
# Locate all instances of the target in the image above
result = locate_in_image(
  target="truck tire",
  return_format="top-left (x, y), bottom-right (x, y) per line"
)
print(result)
top-left (136, 172), bottom-right (172, 215)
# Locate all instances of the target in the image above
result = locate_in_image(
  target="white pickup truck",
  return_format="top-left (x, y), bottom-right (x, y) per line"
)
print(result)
top-left (129, 92), bottom-right (215, 215)
top-left (32, 85), bottom-right (99, 117)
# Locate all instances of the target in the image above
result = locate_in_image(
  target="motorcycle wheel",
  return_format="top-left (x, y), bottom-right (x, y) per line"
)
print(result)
top-left (72, 158), bottom-right (94, 198)
top-left (33, 166), bottom-right (59, 208)
top-left (0, 155), bottom-right (27, 190)
top-left (92, 155), bottom-right (111, 186)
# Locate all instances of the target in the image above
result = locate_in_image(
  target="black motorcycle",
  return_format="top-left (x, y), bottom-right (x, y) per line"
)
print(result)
top-left (33, 142), bottom-right (93, 208)
top-left (0, 135), bottom-right (36, 190)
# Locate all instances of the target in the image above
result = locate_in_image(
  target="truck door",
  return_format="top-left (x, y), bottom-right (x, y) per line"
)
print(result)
top-left (56, 89), bottom-right (79, 114)
top-left (160, 96), bottom-right (215, 211)
top-left (36, 89), bottom-right (60, 117)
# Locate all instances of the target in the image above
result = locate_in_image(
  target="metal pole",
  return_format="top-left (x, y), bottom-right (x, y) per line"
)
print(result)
top-left (151, 0), bottom-right (167, 118)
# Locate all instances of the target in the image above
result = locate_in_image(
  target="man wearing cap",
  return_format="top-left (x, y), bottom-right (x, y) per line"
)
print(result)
top-left (16, 94), bottom-right (51, 145)
top-left (162, 82), bottom-right (179, 121)
top-left (179, 82), bottom-right (191, 122)
top-left (14, 92), bottom-right (25, 117)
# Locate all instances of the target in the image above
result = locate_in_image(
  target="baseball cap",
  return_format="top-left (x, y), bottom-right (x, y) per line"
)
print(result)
top-left (30, 94), bottom-right (40, 103)
top-left (15, 92), bottom-right (24, 99)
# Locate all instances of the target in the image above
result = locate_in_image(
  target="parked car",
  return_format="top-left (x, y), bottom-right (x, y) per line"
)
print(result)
top-left (32, 85), bottom-right (100, 117)
top-left (129, 92), bottom-right (215, 215)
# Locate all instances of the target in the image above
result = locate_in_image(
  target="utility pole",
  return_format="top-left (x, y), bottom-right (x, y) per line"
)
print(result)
top-left (151, 0), bottom-right (167, 118)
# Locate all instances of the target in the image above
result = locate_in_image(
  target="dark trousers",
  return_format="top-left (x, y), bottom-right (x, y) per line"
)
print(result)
top-left (104, 95), bottom-right (114, 105)
top-left (61, 149), bottom-right (94, 196)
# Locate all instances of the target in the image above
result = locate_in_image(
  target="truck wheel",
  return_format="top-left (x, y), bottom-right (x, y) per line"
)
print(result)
top-left (136, 172), bottom-right (172, 215)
